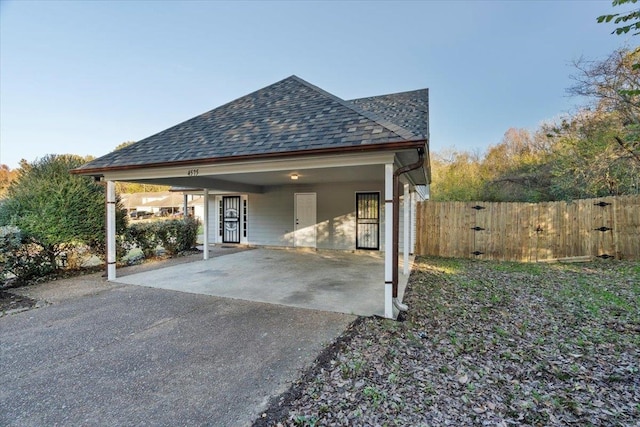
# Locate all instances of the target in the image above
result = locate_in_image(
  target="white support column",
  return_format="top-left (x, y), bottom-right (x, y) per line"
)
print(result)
top-left (384, 163), bottom-right (394, 318)
top-left (183, 194), bottom-right (188, 217)
top-left (403, 183), bottom-right (410, 276)
top-left (203, 189), bottom-right (209, 260)
top-left (106, 180), bottom-right (116, 280)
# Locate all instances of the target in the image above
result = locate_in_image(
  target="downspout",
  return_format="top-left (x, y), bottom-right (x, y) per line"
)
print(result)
top-left (392, 147), bottom-right (425, 312)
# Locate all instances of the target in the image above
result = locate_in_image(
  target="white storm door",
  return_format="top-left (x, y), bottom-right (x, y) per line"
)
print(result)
top-left (294, 193), bottom-right (316, 248)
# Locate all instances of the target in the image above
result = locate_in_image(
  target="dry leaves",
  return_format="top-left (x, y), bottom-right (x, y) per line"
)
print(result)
top-left (255, 258), bottom-right (640, 427)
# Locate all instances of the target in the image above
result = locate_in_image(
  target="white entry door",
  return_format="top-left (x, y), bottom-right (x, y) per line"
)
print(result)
top-left (294, 193), bottom-right (317, 248)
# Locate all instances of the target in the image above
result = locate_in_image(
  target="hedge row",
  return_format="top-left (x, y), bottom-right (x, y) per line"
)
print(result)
top-left (124, 216), bottom-right (200, 258)
top-left (1, 217), bottom-right (200, 285)
top-left (0, 225), bottom-right (54, 284)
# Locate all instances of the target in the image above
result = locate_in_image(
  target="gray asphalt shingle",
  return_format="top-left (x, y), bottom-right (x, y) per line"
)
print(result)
top-left (349, 89), bottom-right (429, 139)
top-left (75, 76), bottom-right (428, 172)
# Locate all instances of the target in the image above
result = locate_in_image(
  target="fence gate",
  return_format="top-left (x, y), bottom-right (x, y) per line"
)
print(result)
top-left (471, 204), bottom-right (487, 258)
top-left (222, 196), bottom-right (240, 243)
top-left (591, 200), bottom-right (615, 259)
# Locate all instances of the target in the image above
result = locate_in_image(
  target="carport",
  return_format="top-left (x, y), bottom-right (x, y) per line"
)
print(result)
top-left (72, 76), bottom-right (430, 318)
top-left (114, 248), bottom-right (413, 317)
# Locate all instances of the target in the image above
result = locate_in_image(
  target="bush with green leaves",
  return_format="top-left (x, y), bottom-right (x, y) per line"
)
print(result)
top-left (154, 216), bottom-right (200, 256)
top-left (0, 155), bottom-right (128, 268)
top-left (0, 225), bottom-right (54, 284)
top-left (125, 222), bottom-right (160, 259)
top-left (126, 217), bottom-right (200, 258)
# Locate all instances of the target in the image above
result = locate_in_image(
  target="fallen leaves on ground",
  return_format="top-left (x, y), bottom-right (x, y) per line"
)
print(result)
top-left (256, 258), bottom-right (640, 427)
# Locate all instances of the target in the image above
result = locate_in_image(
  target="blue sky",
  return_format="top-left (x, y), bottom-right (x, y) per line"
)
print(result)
top-left (0, 0), bottom-right (634, 169)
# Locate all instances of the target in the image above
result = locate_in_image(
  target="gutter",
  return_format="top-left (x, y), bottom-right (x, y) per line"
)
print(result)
top-left (70, 139), bottom-right (428, 176)
top-left (392, 147), bottom-right (425, 312)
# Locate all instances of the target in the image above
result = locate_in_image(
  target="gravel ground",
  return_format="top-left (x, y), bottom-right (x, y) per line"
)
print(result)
top-left (256, 257), bottom-right (640, 426)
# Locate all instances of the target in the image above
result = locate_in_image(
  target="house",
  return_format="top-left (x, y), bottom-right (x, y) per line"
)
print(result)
top-left (120, 191), bottom-right (204, 219)
top-left (72, 75), bottom-right (430, 318)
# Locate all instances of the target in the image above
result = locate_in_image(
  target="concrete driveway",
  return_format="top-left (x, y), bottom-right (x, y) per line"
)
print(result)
top-left (1, 274), bottom-right (354, 427)
top-left (114, 248), bottom-right (411, 317)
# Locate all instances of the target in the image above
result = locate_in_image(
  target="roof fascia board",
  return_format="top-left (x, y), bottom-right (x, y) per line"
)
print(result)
top-left (100, 151), bottom-right (397, 182)
top-left (74, 140), bottom-right (426, 177)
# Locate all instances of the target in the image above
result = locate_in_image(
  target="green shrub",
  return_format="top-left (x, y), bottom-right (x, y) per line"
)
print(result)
top-left (124, 217), bottom-right (199, 259)
top-left (0, 155), bottom-right (128, 266)
top-left (126, 222), bottom-right (160, 258)
top-left (0, 225), bottom-right (54, 284)
top-left (155, 217), bottom-right (200, 256)
top-left (177, 216), bottom-right (200, 252)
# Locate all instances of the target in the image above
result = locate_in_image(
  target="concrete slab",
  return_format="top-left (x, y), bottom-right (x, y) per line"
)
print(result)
top-left (114, 248), bottom-right (413, 317)
top-left (1, 282), bottom-right (354, 427)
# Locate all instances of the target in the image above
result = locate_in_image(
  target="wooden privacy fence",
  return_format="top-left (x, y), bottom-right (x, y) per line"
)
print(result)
top-left (415, 195), bottom-right (640, 262)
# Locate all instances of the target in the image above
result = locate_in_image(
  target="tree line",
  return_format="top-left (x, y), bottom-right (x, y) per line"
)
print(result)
top-left (431, 46), bottom-right (639, 202)
top-left (431, 1), bottom-right (639, 202)
top-left (0, 142), bottom-right (168, 198)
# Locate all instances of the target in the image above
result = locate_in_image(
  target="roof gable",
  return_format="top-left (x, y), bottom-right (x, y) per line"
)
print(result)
top-left (75, 76), bottom-right (427, 172)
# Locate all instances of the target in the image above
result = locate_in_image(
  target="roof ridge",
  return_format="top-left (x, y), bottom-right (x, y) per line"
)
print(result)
top-left (349, 89), bottom-right (430, 116)
top-left (289, 76), bottom-right (419, 141)
top-left (73, 75), bottom-right (429, 174)
top-left (348, 87), bottom-right (428, 102)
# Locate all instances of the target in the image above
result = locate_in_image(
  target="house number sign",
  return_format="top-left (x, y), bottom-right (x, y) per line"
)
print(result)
top-left (187, 168), bottom-right (199, 176)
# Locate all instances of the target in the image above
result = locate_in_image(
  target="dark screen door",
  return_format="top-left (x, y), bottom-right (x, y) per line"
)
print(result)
top-left (222, 196), bottom-right (240, 243)
top-left (356, 192), bottom-right (379, 250)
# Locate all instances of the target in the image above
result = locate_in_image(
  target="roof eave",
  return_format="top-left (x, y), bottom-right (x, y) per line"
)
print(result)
top-left (71, 139), bottom-right (428, 176)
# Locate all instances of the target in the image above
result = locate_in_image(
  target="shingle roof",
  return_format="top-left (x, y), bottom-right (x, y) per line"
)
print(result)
top-left (75, 75), bottom-right (428, 172)
top-left (349, 89), bottom-right (429, 139)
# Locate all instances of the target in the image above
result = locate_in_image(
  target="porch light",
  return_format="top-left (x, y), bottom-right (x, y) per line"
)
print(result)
top-left (290, 173), bottom-right (299, 180)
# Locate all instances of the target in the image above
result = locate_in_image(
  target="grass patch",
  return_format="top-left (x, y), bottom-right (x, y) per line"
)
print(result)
top-left (258, 257), bottom-right (640, 427)
top-left (363, 386), bottom-right (386, 408)
top-left (486, 261), bottom-right (543, 275)
top-left (424, 257), bottom-right (463, 274)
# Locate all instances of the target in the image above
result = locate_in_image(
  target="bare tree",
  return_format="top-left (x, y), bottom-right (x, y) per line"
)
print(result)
top-left (569, 48), bottom-right (640, 164)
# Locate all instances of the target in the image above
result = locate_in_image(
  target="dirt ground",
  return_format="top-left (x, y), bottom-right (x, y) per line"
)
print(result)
top-left (0, 290), bottom-right (38, 315)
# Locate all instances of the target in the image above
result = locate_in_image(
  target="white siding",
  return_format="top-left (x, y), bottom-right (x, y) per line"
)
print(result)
top-left (249, 181), bottom-right (385, 250)
top-left (247, 186), bottom-right (295, 247)
top-left (202, 180), bottom-right (419, 251)
top-left (207, 197), bottom-right (217, 244)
